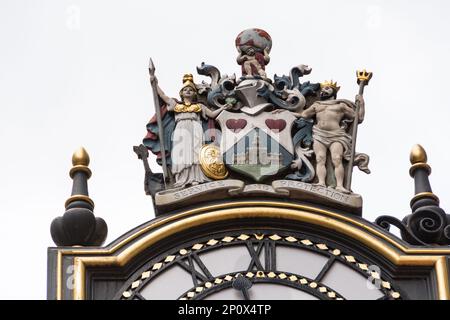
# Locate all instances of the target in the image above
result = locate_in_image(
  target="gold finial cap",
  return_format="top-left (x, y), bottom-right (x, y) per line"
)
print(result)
top-left (410, 144), bottom-right (427, 164)
top-left (72, 147), bottom-right (90, 166)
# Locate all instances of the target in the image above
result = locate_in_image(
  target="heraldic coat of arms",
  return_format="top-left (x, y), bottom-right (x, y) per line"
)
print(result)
top-left (135, 28), bottom-right (372, 215)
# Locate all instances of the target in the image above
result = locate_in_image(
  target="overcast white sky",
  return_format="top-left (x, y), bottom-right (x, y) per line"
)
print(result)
top-left (0, 0), bottom-right (449, 299)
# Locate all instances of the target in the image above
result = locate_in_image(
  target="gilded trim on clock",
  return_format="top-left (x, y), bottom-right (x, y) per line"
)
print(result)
top-left (118, 233), bottom-right (400, 300)
top-left (51, 201), bottom-right (450, 300)
top-left (57, 201), bottom-right (450, 256)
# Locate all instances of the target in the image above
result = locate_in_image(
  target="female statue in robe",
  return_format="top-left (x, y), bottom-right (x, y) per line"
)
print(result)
top-left (145, 74), bottom-right (227, 188)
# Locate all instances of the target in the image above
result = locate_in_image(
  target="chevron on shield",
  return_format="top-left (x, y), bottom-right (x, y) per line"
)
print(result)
top-left (217, 110), bottom-right (297, 181)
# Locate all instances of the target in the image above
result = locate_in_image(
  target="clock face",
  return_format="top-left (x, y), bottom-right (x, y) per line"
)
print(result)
top-left (116, 230), bottom-right (401, 300)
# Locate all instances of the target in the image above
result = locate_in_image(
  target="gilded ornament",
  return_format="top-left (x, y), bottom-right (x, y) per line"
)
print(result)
top-left (173, 103), bottom-right (202, 113)
top-left (72, 147), bottom-right (90, 166)
top-left (410, 144), bottom-right (427, 164)
top-left (199, 144), bottom-right (228, 180)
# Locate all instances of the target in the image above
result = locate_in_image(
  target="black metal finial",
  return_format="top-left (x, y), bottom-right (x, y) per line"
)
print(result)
top-left (409, 144), bottom-right (440, 210)
top-left (376, 145), bottom-right (449, 245)
top-left (50, 147), bottom-right (107, 246)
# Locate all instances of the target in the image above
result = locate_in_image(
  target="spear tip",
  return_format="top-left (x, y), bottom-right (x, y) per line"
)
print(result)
top-left (148, 57), bottom-right (155, 72)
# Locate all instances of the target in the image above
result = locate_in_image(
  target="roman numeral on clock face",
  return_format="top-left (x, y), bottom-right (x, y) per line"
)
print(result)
top-left (177, 254), bottom-right (213, 286)
top-left (246, 240), bottom-right (276, 271)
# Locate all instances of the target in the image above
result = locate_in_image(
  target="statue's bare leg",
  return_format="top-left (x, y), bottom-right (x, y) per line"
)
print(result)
top-left (313, 141), bottom-right (327, 186)
top-left (257, 66), bottom-right (267, 77)
top-left (244, 61), bottom-right (253, 75)
top-left (330, 142), bottom-right (349, 193)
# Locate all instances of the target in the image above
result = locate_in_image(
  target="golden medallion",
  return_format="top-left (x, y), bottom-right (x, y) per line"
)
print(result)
top-left (199, 144), bottom-right (228, 180)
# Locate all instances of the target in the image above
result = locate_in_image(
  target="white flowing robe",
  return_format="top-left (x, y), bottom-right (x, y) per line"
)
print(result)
top-left (169, 107), bottom-right (211, 187)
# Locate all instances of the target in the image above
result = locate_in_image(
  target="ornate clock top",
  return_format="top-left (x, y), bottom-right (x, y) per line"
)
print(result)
top-left (139, 28), bottom-right (372, 216)
top-left (47, 28), bottom-right (450, 303)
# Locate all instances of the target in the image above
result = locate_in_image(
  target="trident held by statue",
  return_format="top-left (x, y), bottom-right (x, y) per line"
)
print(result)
top-left (148, 58), bottom-right (171, 187)
top-left (345, 69), bottom-right (372, 191)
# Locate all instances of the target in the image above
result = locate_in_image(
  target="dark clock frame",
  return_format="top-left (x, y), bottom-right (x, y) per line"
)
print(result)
top-left (47, 200), bottom-right (450, 300)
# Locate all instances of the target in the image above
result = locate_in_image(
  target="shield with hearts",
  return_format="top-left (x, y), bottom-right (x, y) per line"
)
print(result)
top-left (217, 110), bottom-right (296, 181)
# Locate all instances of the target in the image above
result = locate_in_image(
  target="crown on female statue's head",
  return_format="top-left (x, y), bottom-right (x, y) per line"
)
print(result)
top-left (320, 80), bottom-right (340, 92)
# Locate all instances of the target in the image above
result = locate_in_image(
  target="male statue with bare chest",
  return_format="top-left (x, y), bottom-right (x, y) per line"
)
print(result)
top-left (301, 81), bottom-right (364, 193)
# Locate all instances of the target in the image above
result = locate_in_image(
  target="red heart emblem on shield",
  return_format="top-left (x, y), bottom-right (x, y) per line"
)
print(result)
top-left (265, 119), bottom-right (286, 132)
top-left (226, 119), bottom-right (247, 133)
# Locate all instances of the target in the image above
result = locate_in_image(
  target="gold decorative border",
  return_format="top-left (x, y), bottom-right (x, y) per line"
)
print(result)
top-left (179, 271), bottom-right (344, 300)
top-left (410, 192), bottom-right (440, 206)
top-left (53, 201), bottom-right (450, 300)
top-left (120, 233), bottom-right (400, 300)
top-left (65, 195), bottom-right (95, 208)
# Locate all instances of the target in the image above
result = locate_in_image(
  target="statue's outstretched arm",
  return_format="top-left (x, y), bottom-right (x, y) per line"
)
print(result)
top-left (203, 104), bottom-right (227, 119)
top-left (156, 85), bottom-right (173, 106)
top-left (150, 75), bottom-right (174, 107)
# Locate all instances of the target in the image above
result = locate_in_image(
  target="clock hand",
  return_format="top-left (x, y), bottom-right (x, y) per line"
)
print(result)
top-left (232, 274), bottom-right (253, 300)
